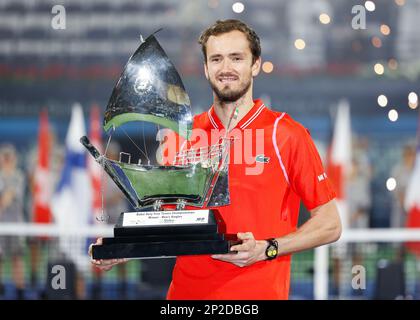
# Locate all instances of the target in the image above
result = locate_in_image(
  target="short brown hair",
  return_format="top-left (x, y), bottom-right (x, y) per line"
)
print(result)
top-left (198, 19), bottom-right (261, 64)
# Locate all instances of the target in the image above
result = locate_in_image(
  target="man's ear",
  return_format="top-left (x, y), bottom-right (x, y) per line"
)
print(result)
top-left (203, 63), bottom-right (209, 80)
top-left (251, 57), bottom-right (261, 77)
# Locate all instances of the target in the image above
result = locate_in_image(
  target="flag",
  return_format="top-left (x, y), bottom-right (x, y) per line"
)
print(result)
top-left (88, 104), bottom-right (103, 224)
top-left (404, 110), bottom-right (420, 256)
top-left (33, 109), bottom-right (53, 225)
top-left (326, 99), bottom-right (352, 230)
top-left (51, 103), bottom-right (92, 272)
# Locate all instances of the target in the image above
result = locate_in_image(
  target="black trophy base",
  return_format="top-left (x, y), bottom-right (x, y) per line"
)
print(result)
top-left (92, 238), bottom-right (233, 259)
top-left (91, 209), bottom-right (237, 259)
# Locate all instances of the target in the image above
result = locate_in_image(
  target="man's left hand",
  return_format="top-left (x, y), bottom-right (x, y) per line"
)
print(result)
top-left (211, 232), bottom-right (267, 267)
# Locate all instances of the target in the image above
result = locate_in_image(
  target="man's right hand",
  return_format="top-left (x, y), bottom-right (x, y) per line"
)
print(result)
top-left (88, 238), bottom-right (128, 271)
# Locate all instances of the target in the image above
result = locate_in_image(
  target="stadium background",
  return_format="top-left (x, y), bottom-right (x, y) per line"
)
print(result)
top-left (0, 0), bottom-right (419, 300)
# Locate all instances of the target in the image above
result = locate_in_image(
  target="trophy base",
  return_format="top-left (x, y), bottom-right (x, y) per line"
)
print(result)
top-left (91, 209), bottom-right (238, 259)
top-left (92, 237), bottom-right (235, 259)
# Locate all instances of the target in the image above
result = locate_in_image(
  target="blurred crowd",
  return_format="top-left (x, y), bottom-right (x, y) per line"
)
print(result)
top-left (0, 139), bottom-right (131, 299)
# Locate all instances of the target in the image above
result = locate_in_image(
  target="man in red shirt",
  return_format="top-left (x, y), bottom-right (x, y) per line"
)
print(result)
top-left (91, 19), bottom-right (341, 300)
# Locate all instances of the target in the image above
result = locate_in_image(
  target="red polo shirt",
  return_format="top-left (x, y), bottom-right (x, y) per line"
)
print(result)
top-left (166, 99), bottom-right (336, 299)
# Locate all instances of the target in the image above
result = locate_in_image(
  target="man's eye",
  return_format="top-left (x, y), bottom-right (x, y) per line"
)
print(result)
top-left (233, 57), bottom-right (242, 61)
top-left (211, 58), bottom-right (220, 62)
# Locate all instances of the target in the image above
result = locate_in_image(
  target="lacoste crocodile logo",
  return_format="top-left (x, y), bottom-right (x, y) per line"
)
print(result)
top-left (255, 154), bottom-right (270, 163)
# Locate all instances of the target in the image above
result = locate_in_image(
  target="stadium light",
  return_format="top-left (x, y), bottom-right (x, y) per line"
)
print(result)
top-left (294, 39), bottom-right (306, 50)
top-left (388, 109), bottom-right (398, 122)
top-left (319, 13), bottom-right (331, 25)
top-left (374, 63), bottom-right (384, 75)
top-left (232, 2), bottom-right (244, 13)
top-left (262, 61), bottom-right (274, 74)
top-left (377, 94), bottom-right (388, 107)
top-left (365, 1), bottom-right (376, 12)
top-left (386, 177), bottom-right (397, 191)
top-left (380, 24), bottom-right (391, 36)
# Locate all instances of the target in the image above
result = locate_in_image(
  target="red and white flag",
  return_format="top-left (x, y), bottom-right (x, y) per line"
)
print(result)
top-left (88, 104), bottom-right (103, 224)
top-left (33, 109), bottom-right (53, 224)
top-left (327, 99), bottom-right (352, 230)
top-left (404, 110), bottom-right (420, 256)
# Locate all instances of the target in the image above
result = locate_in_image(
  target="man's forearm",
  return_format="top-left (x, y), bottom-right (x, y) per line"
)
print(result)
top-left (275, 200), bottom-right (341, 257)
top-left (211, 200), bottom-right (341, 267)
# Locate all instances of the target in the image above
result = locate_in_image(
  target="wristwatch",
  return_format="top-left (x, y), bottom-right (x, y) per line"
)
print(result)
top-left (265, 238), bottom-right (278, 260)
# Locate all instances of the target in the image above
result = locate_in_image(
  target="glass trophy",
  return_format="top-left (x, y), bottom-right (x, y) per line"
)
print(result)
top-left (80, 33), bottom-right (237, 259)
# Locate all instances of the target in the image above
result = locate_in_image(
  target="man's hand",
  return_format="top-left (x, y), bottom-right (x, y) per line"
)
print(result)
top-left (88, 238), bottom-right (128, 271)
top-left (211, 232), bottom-right (267, 267)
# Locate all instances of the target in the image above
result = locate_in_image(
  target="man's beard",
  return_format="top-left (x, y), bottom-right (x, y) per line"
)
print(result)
top-left (209, 77), bottom-right (251, 103)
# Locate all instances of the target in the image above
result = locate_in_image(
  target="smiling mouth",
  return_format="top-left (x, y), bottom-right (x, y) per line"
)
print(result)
top-left (218, 75), bottom-right (239, 83)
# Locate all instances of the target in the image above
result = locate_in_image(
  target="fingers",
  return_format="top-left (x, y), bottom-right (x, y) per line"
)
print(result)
top-left (91, 258), bottom-right (128, 271)
top-left (88, 238), bottom-right (103, 257)
top-left (88, 238), bottom-right (129, 271)
top-left (211, 232), bottom-right (261, 267)
top-left (211, 253), bottom-right (239, 260)
top-left (237, 232), bottom-right (254, 240)
top-left (100, 265), bottom-right (113, 271)
top-left (230, 240), bottom-right (255, 252)
top-left (93, 258), bottom-right (120, 266)
top-left (92, 258), bottom-right (127, 266)
top-left (212, 251), bottom-right (250, 261)
top-left (230, 232), bottom-right (256, 252)
top-left (211, 252), bottom-right (250, 267)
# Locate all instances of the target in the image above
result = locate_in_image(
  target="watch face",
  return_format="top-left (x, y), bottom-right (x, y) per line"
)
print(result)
top-left (267, 245), bottom-right (277, 258)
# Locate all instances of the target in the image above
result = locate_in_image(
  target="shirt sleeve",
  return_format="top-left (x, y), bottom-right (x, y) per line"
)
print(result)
top-left (279, 117), bottom-right (336, 210)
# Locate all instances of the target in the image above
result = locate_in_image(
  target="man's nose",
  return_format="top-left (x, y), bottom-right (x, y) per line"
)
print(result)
top-left (220, 58), bottom-right (233, 72)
